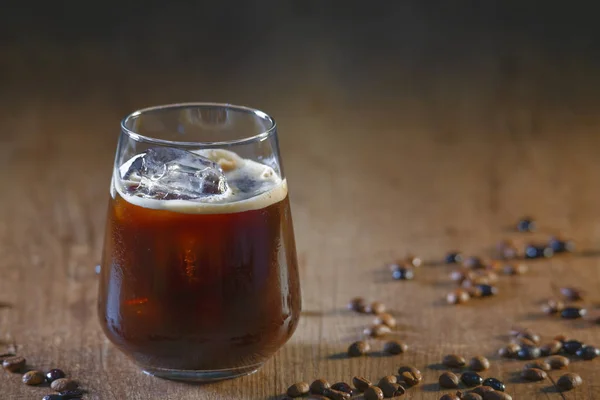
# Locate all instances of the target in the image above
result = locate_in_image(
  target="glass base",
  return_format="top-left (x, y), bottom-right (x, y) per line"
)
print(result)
top-left (140, 362), bottom-right (263, 382)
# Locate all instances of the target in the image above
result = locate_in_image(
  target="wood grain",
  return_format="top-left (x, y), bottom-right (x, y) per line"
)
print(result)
top-left (2, 3), bottom-right (600, 399)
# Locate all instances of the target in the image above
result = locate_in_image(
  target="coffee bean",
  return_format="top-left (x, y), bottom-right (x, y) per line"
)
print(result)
top-left (477, 284), bottom-right (498, 297)
top-left (463, 393), bottom-right (482, 400)
top-left (498, 343), bottom-right (521, 358)
top-left (483, 393), bottom-right (512, 400)
top-left (460, 371), bottom-right (483, 387)
top-left (51, 378), bottom-right (78, 392)
top-left (331, 382), bottom-right (353, 395)
top-left (42, 396), bottom-right (63, 400)
top-left (517, 346), bottom-right (540, 360)
top-left (392, 267), bottom-right (415, 281)
top-left (521, 367), bottom-right (547, 381)
top-left (482, 377), bottom-right (505, 391)
top-left (463, 256), bottom-right (484, 269)
top-left (576, 345), bottom-right (600, 360)
top-left (466, 286), bottom-right (484, 299)
top-left (447, 289), bottom-right (470, 305)
top-left (378, 375), bottom-right (397, 386)
top-left (514, 337), bottom-right (537, 348)
top-left (559, 287), bottom-right (584, 301)
top-left (379, 382), bottom-right (405, 398)
top-left (563, 340), bottom-right (584, 355)
top-left (374, 313), bottom-right (397, 328)
top-left (288, 382), bottom-right (310, 397)
top-left (540, 340), bottom-right (562, 356)
top-left (45, 369), bottom-right (66, 383)
top-left (524, 244), bottom-right (553, 259)
top-left (310, 379), bottom-right (331, 395)
top-left (443, 354), bottom-right (466, 368)
top-left (2, 356), bottom-right (25, 373)
top-left (323, 388), bottom-right (351, 400)
top-left (366, 301), bottom-right (386, 315)
top-left (22, 370), bottom-right (45, 385)
top-left (352, 376), bottom-right (371, 392)
top-left (446, 252), bottom-right (463, 264)
top-left (556, 372), bottom-right (583, 391)
top-left (405, 255), bottom-right (422, 268)
top-left (439, 395), bottom-right (460, 400)
top-left (348, 341), bottom-right (370, 357)
top-left (400, 370), bottom-right (420, 386)
top-left (348, 297), bottom-right (367, 313)
top-left (471, 386), bottom-right (495, 396)
top-left (364, 386), bottom-right (384, 400)
top-left (468, 356), bottom-right (490, 371)
top-left (497, 239), bottom-right (519, 259)
top-left (524, 360), bottom-right (551, 371)
top-left (541, 299), bottom-right (564, 315)
top-left (378, 376), bottom-right (400, 397)
top-left (383, 340), bottom-right (407, 355)
top-left (518, 329), bottom-right (541, 344)
top-left (398, 366), bottom-right (422, 383)
top-left (450, 269), bottom-right (473, 283)
top-left (58, 389), bottom-right (85, 399)
top-left (554, 334), bottom-right (568, 343)
top-left (548, 237), bottom-right (575, 253)
top-left (439, 371), bottom-right (459, 388)
top-left (546, 355), bottom-right (570, 369)
top-left (363, 324), bottom-right (391, 338)
top-left (517, 218), bottom-right (536, 232)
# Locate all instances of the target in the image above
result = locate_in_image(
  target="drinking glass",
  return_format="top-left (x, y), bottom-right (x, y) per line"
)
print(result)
top-left (97, 103), bottom-right (301, 382)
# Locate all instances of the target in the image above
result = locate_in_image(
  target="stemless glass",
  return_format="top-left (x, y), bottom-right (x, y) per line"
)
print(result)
top-left (97, 103), bottom-right (301, 382)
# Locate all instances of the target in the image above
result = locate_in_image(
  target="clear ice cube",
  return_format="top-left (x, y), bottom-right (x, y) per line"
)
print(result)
top-left (123, 147), bottom-right (229, 200)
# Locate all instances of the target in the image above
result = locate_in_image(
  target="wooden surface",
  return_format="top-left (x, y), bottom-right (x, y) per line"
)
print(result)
top-left (2, 2), bottom-right (600, 399)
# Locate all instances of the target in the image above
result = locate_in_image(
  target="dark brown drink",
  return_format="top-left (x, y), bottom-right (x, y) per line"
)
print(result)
top-left (98, 149), bottom-right (300, 378)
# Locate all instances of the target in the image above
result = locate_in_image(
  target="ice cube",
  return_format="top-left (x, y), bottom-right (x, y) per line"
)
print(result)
top-left (123, 147), bottom-right (229, 200)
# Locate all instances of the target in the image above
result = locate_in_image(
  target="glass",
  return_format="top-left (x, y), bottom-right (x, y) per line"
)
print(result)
top-left (97, 103), bottom-right (301, 382)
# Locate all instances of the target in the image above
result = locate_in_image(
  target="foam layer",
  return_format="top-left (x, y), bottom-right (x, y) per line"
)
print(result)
top-left (113, 149), bottom-right (287, 214)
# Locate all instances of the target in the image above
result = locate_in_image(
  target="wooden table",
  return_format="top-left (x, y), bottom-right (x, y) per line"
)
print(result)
top-left (2, 3), bottom-right (600, 399)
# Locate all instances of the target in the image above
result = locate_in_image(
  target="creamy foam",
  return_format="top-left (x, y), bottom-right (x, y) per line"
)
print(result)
top-left (113, 149), bottom-right (287, 214)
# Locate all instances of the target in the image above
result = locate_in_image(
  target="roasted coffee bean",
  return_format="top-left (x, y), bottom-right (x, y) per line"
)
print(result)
top-left (45, 369), bottom-right (66, 383)
top-left (576, 345), bottom-right (600, 360)
top-left (446, 252), bottom-right (463, 264)
top-left (517, 330), bottom-right (541, 345)
top-left (400, 371), bottom-right (420, 386)
top-left (546, 355), bottom-right (570, 369)
top-left (363, 324), bottom-right (391, 338)
top-left (482, 377), bottom-right (505, 391)
top-left (348, 297), bottom-right (367, 313)
top-left (398, 366), bottom-right (422, 382)
top-left (439, 395), bottom-right (460, 400)
top-left (375, 313), bottom-right (397, 328)
top-left (498, 343), bottom-right (521, 358)
top-left (378, 376), bottom-right (400, 397)
top-left (549, 237), bottom-right (575, 253)
top-left (497, 239), bottom-right (519, 259)
top-left (58, 390), bottom-right (85, 400)
top-left (389, 384), bottom-right (406, 397)
top-left (464, 256), bottom-right (484, 269)
top-left (42, 396), bottom-right (63, 400)
top-left (542, 299), bottom-right (565, 315)
top-left (364, 386), bottom-right (384, 400)
top-left (447, 289), bottom-right (470, 305)
top-left (554, 334), bottom-right (568, 342)
top-left (288, 382), bottom-right (310, 397)
top-left (331, 382), bottom-right (354, 395)
top-left (540, 340), bottom-right (562, 356)
top-left (556, 373), bottom-right (582, 391)
top-left (462, 393), bottom-right (482, 400)
top-left (310, 379), bottom-right (331, 395)
top-left (524, 360), bottom-right (551, 371)
top-left (405, 255), bottom-right (422, 268)
top-left (471, 386), bottom-right (495, 396)
top-left (514, 337), bottom-right (537, 348)
top-left (477, 284), bottom-right (498, 297)
top-left (517, 218), bottom-right (536, 232)
top-left (352, 376), bottom-right (372, 392)
top-left (469, 356), bottom-right (490, 371)
top-left (443, 354), bottom-right (466, 368)
top-left (521, 367), bottom-right (547, 381)
top-left (483, 393), bottom-right (512, 400)
top-left (517, 346), bottom-right (540, 360)
top-left (51, 378), bottom-right (78, 392)
top-left (2, 356), bottom-right (25, 373)
top-left (559, 287), bottom-right (584, 301)
top-left (379, 382), bottom-right (405, 398)
top-left (323, 388), bottom-right (350, 400)
top-left (466, 286), bottom-right (484, 299)
top-left (366, 301), bottom-right (386, 315)
top-left (439, 371), bottom-right (460, 388)
top-left (348, 340), bottom-right (370, 357)
top-left (392, 267), bottom-right (415, 281)
top-left (524, 244), bottom-right (553, 259)
top-left (22, 370), bottom-right (45, 385)
top-left (383, 340), bottom-right (407, 355)
top-left (378, 375), bottom-right (397, 386)
top-left (460, 371), bottom-right (483, 387)
top-left (563, 340), bottom-right (584, 355)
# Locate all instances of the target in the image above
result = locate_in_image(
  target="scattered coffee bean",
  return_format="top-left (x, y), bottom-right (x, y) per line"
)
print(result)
top-left (517, 346), bottom-right (540, 360)
top-left (501, 263), bottom-right (528, 275)
top-left (464, 256), bottom-right (484, 269)
top-left (378, 376), bottom-right (400, 397)
top-left (364, 386), bottom-right (384, 400)
top-left (363, 324), bottom-right (391, 338)
top-left (323, 388), bottom-right (350, 400)
top-left (450, 269), bottom-right (473, 283)
top-left (563, 340), bottom-right (584, 355)
top-left (524, 244), bottom-right (553, 259)
top-left (439, 371), bottom-right (459, 388)
top-left (541, 299), bottom-right (565, 315)
top-left (497, 239), bottom-right (519, 259)
top-left (540, 340), bottom-right (562, 356)
top-left (46, 369), bottom-right (66, 383)
top-left (517, 329), bottom-right (541, 345)
top-left (366, 301), bottom-right (386, 315)
top-left (310, 379), bottom-right (330, 395)
top-left (517, 218), bottom-right (536, 232)
top-left (383, 340), bottom-right (407, 355)
top-left (471, 386), bottom-right (495, 396)
top-left (405, 255), bottom-right (422, 268)
top-left (392, 267), bottom-right (415, 281)
top-left (398, 366), bottom-right (422, 385)
top-left (546, 355), bottom-right (570, 369)
top-left (379, 382), bottom-right (405, 398)
top-left (514, 337), bottom-right (537, 348)
top-left (576, 345), bottom-right (600, 360)
top-left (446, 252), bottom-right (463, 264)
top-left (439, 395), bottom-right (460, 400)
top-left (400, 370), bottom-right (420, 386)
top-left (331, 382), bottom-right (353, 395)
top-left (348, 297), bottom-right (367, 313)
top-left (524, 360), bottom-right (551, 371)
top-left (460, 371), bottom-right (483, 387)
top-left (556, 372), bottom-right (583, 391)
top-left (288, 382), bottom-right (310, 397)
top-left (374, 313), bottom-right (397, 328)
top-left (58, 390), bottom-right (85, 400)
top-left (482, 377), bottom-right (505, 392)
top-left (447, 289), bottom-right (470, 305)
top-left (484, 393), bottom-right (512, 400)
top-left (548, 237), bottom-right (575, 253)
top-left (498, 343), bottom-right (521, 358)
top-left (348, 341), bottom-right (370, 357)
top-left (469, 356), bottom-right (490, 371)
top-left (2, 356), bottom-right (26, 373)
top-left (42, 396), bottom-right (63, 400)
top-left (466, 286), bottom-right (484, 299)
top-left (559, 287), bottom-right (584, 301)
top-left (462, 393), bottom-right (482, 400)
top-left (378, 375), bottom-right (397, 385)
top-left (443, 354), bottom-right (466, 368)
top-left (51, 378), bottom-right (78, 392)
top-left (389, 384), bottom-right (406, 397)
top-left (22, 370), bottom-right (45, 385)
top-left (521, 367), bottom-right (547, 381)
top-left (352, 376), bottom-right (371, 392)
top-left (477, 284), bottom-right (498, 297)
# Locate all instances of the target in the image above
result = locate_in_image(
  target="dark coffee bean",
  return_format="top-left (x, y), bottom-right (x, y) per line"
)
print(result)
top-left (517, 346), bottom-right (540, 360)
top-left (331, 382), bottom-right (353, 395)
top-left (471, 386), bottom-right (495, 396)
top-left (352, 376), bottom-right (371, 392)
top-left (563, 340), bottom-right (584, 355)
top-left (439, 371), bottom-right (459, 388)
top-left (464, 256), bottom-right (484, 269)
top-left (498, 343), bottom-right (521, 358)
top-left (363, 324), bottom-right (391, 338)
top-left (323, 388), bottom-right (351, 400)
top-left (392, 267), bottom-right (415, 281)
top-left (446, 252), bottom-right (463, 264)
top-left (366, 301), bottom-right (386, 315)
top-left (576, 345), bottom-right (600, 360)
top-left (2, 356), bottom-right (26, 373)
top-left (460, 371), bottom-right (483, 387)
top-left (379, 381), bottom-right (405, 398)
top-left (310, 379), bottom-right (331, 395)
top-left (524, 244), bottom-right (553, 259)
top-left (348, 341), bottom-right (370, 357)
top-left (517, 218), bottom-right (536, 232)
top-left (548, 237), bottom-right (575, 253)
top-left (447, 289), bottom-right (470, 305)
top-left (288, 382), bottom-right (310, 397)
top-left (463, 393), bottom-right (482, 400)
top-left (521, 367), bottom-right (547, 381)
top-left (45, 369), bottom-right (66, 383)
top-left (405, 255), bottom-right (422, 268)
top-left (559, 287), bottom-right (584, 301)
top-left (389, 384), bottom-right (406, 397)
top-left (348, 297), bottom-right (367, 313)
top-left (378, 375), bottom-right (397, 386)
top-left (42, 396), bottom-right (63, 400)
top-left (541, 299), bottom-right (565, 315)
top-left (439, 395), bottom-right (460, 400)
top-left (22, 370), bottom-right (45, 385)
top-left (556, 373), bottom-right (583, 391)
top-left (364, 386), bottom-right (384, 400)
top-left (377, 376), bottom-right (399, 397)
top-left (482, 377), bottom-right (505, 391)
top-left (477, 284), bottom-right (498, 297)
top-left (400, 370), bottom-right (420, 386)
top-left (375, 313), bottom-right (397, 328)
top-left (524, 360), bottom-right (551, 371)
top-left (58, 390), bottom-right (85, 400)
top-left (383, 340), bottom-right (407, 355)
top-left (443, 354), bottom-right (466, 368)
top-left (546, 355), bottom-right (570, 369)
top-left (468, 356), bottom-right (490, 371)
top-left (398, 366), bottom-right (422, 382)
top-left (483, 393), bottom-right (513, 400)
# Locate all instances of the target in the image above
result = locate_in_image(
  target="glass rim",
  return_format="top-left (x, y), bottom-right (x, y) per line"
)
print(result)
top-left (120, 102), bottom-right (277, 147)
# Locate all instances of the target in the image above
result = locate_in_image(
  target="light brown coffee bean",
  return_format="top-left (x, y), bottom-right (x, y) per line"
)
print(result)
top-left (383, 340), bottom-right (408, 355)
top-left (397, 366), bottom-right (422, 383)
top-left (443, 354), bottom-right (466, 368)
top-left (517, 329), bottom-right (541, 345)
top-left (447, 289), bottom-right (470, 304)
top-left (378, 377), bottom-right (404, 398)
top-left (513, 337), bottom-right (537, 348)
top-left (556, 373), bottom-right (582, 391)
top-left (348, 341), bottom-right (370, 357)
top-left (348, 297), bottom-right (367, 313)
top-left (374, 313), bottom-right (397, 328)
top-left (524, 360), bottom-right (551, 371)
top-left (22, 370), bottom-right (45, 386)
top-left (546, 355), bottom-right (570, 369)
top-left (439, 371), bottom-right (459, 388)
top-left (287, 382), bottom-right (310, 397)
top-left (498, 343), bottom-right (521, 358)
top-left (51, 378), bottom-right (78, 392)
top-left (470, 386), bottom-right (495, 396)
top-left (323, 388), bottom-right (351, 400)
top-left (310, 379), bottom-right (331, 395)
top-left (364, 386), bottom-right (384, 400)
top-left (2, 356), bottom-right (25, 373)
top-left (521, 367), bottom-right (547, 381)
top-left (405, 255), bottom-right (422, 268)
top-left (540, 340), bottom-right (562, 356)
top-left (366, 301), bottom-right (386, 315)
top-left (364, 324), bottom-right (391, 338)
top-left (468, 356), bottom-right (490, 371)
top-left (400, 371), bottom-right (420, 386)
top-left (541, 299), bottom-right (564, 315)
top-left (352, 376), bottom-right (371, 392)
